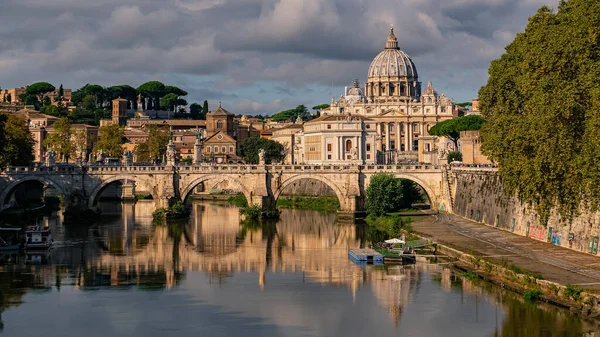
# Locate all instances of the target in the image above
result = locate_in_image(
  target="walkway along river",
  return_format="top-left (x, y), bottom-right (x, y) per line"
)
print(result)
top-left (0, 200), bottom-right (597, 336)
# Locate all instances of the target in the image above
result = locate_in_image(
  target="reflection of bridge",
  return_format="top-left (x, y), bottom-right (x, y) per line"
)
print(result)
top-left (0, 164), bottom-right (455, 212)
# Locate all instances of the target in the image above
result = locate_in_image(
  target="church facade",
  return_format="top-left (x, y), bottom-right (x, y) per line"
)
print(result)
top-left (302, 28), bottom-right (456, 164)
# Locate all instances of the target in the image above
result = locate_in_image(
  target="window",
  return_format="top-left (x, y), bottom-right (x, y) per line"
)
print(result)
top-left (327, 124), bottom-right (331, 129)
top-left (229, 146), bottom-right (234, 153)
top-left (366, 144), bottom-right (371, 152)
top-left (389, 84), bottom-right (395, 95)
top-left (327, 144), bottom-right (332, 152)
top-left (426, 108), bottom-right (431, 113)
top-left (366, 124), bottom-right (371, 129)
top-left (216, 121), bottom-right (223, 129)
top-left (441, 107), bottom-right (446, 113)
top-left (413, 123), bottom-right (419, 132)
top-left (367, 154), bottom-right (371, 160)
top-left (345, 140), bottom-right (352, 152)
top-left (221, 146), bottom-right (226, 153)
top-left (327, 154), bottom-right (332, 160)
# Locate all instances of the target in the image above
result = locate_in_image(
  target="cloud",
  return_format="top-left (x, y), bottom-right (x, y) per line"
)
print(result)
top-left (0, 0), bottom-right (560, 114)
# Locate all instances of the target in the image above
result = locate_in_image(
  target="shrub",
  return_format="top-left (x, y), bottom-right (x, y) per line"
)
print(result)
top-left (564, 284), bottom-right (582, 301)
top-left (523, 290), bottom-right (542, 302)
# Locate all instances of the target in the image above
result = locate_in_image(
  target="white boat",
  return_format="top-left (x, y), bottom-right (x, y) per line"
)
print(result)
top-left (25, 226), bottom-right (52, 250)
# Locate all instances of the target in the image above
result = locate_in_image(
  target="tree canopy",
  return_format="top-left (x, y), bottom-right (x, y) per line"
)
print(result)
top-left (94, 124), bottom-right (124, 158)
top-left (43, 117), bottom-right (73, 162)
top-left (134, 125), bottom-right (169, 163)
top-left (236, 137), bottom-right (284, 164)
top-left (25, 82), bottom-right (55, 102)
top-left (0, 114), bottom-right (34, 169)
top-left (479, 0), bottom-right (600, 224)
top-left (428, 115), bottom-right (485, 149)
top-left (365, 174), bottom-right (424, 216)
top-left (271, 105), bottom-right (310, 122)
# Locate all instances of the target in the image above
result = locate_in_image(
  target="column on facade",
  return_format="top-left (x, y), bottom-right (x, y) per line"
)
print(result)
top-left (408, 123), bottom-right (413, 152)
top-left (338, 136), bottom-right (343, 161)
top-left (385, 123), bottom-right (391, 151)
top-left (376, 123), bottom-right (383, 151)
top-left (395, 122), bottom-right (401, 152)
top-left (420, 122), bottom-right (424, 135)
top-left (404, 122), bottom-right (410, 152)
top-left (356, 136), bottom-right (361, 162)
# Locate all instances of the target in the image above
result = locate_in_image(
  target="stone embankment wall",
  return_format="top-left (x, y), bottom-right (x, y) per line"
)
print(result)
top-left (453, 170), bottom-right (600, 256)
top-left (279, 179), bottom-right (335, 197)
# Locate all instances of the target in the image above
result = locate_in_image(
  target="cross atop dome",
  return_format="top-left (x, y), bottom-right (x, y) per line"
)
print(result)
top-left (386, 26), bottom-right (399, 49)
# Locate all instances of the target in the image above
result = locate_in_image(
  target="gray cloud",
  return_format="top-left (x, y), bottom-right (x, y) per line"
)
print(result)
top-left (0, 0), bottom-right (559, 114)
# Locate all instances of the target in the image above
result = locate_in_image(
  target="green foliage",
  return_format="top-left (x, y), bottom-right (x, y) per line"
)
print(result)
top-left (509, 264), bottom-right (543, 280)
top-left (523, 290), bottom-right (542, 302)
top-left (276, 196), bottom-right (340, 213)
top-left (160, 93), bottom-right (179, 111)
top-left (202, 100), bottom-right (209, 118)
top-left (479, 0), bottom-right (600, 223)
top-left (152, 201), bottom-right (190, 222)
top-left (135, 125), bottom-right (169, 163)
top-left (366, 214), bottom-right (413, 243)
top-left (108, 85), bottom-right (136, 103)
top-left (237, 137), bottom-right (284, 164)
top-left (137, 81), bottom-right (165, 111)
top-left (240, 205), bottom-right (263, 220)
top-left (0, 114), bottom-right (35, 169)
top-left (455, 102), bottom-right (473, 108)
top-left (312, 104), bottom-right (330, 111)
top-left (164, 86), bottom-right (187, 97)
top-left (43, 117), bottom-right (73, 162)
top-left (365, 173), bottom-right (424, 216)
top-left (564, 284), bottom-right (582, 301)
top-left (94, 124), bottom-right (124, 158)
top-left (26, 82), bottom-right (55, 102)
top-left (447, 151), bottom-right (463, 163)
top-left (271, 105), bottom-right (310, 122)
top-left (227, 193), bottom-right (249, 207)
top-left (428, 115), bottom-right (485, 149)
top-left (461, 271), bottom-right (478, 280)
top-left (189, 103), bottom-right (204, 120)
top-left (58, 84), bottom-right (64, 98)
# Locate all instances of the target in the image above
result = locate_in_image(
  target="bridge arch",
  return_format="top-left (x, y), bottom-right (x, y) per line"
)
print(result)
top-left (273, 174), bottom-right (348, 210)
top-left (377, 173), bottom-right (437, 207)
top-left (180, 175), bottom-right (253, 206)
top-left (0, 176), bottom-right (67, 206)
top-left (88, 175), bottom-right (157, 208)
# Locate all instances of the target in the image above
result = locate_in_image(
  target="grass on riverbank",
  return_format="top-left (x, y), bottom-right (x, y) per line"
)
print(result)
top-left (276, 196), bottom-right (340, 213)
top-left (227, 193), bottom-right (248, 208)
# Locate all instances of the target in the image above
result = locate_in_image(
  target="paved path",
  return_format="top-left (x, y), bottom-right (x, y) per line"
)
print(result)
top-left (410, 211), bottom-right (600, 289)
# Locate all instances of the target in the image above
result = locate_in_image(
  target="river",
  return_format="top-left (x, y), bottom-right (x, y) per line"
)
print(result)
top-left (0, 200), bottom-right (595, 336)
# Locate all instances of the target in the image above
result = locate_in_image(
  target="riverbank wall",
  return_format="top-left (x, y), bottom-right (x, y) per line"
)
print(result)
top-left (433, 243), bottom-right (600, 321)
top-left (452, 169), bottom-right (600, 257)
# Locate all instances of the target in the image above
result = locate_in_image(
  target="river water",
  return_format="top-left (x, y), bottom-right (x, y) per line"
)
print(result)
top-left (0, 200), bottom-right (595, 337)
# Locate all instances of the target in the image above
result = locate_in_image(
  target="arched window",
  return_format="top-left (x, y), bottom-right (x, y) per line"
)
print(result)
top-left (345, 140), bottom-right (352, 152)
top-left (216, 120), bottom-right (223, 129)
top-left (221, 146), bottom-right (226, 153)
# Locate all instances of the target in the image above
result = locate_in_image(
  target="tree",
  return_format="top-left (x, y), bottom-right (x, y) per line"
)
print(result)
top-left (164, 86), bottom-right (188, 97)
top-left (44, 117), bottom-right (73, 162)
top-left (160, 93), bottom-right (179, 111)
top-left (428, 115), bottom-right (485, 150)
top-left (73, 84), bottom-right (106, 108)
top-left (0, 114), bottom-right (34, 169)
top-left (365, 173), bottom-right (423, 216)
top-left (58, 84), bottom-right (64, 99)
top-left (189, 103), bottom-right (203, 120)
top-left (447, 151), bottom-right (462, 163)
top-left (478, 0), bottom-right (600, 224)
top-left (135, 142), bottom-right (151, 163)
top-left (137, 81), bottom-right (165, 111)
top-left (108, 85), bottom-right (137, 108)
top-left (271, 105), bottom-right (310, 122)
top-left (72, 129), bottom-right (91, 162)
top-left (94, 124), bottom-right (124, 158)
top-left (6, 93), bottom-right (11, 103)
top-left (202, 100), bottom-right (209, 118)
top-left (25, 82), bottom-right (55, 104)
top-left (237, 137), bottom-right (284, 164)
top-left (312, 104), bottom-right (330, 117)
top-left (42, 96), bottom-right (51, 107)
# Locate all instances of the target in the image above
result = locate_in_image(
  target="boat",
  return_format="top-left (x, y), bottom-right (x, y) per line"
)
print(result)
top-left (25, 225), bottom-right (53, 250)
top-left (0, 228), bottom-right (22, 250)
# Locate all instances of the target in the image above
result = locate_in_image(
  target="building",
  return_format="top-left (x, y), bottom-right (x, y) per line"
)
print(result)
top-left (1, 87), bottom-right (72, 105)
top-left (318, 28), bottom-right (456, 164)
top-left (270, 124), bottom-right (303, 164)
top-left (112, 98), bottom-right (128, 126)
top-left (300, 115), bottom-right (378, 164)
top-left (460, 130), bottom-right (492, 165)
top-left (206, 105), bottom-right (234, 138)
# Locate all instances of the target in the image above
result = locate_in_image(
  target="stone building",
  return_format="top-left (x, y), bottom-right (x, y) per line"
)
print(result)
top-left (320, 28), bottom-right (457, 163)
top-left (270, 124), bottom-right (303, 164)
top-left (300, 115), bottom-right (378, 164)
top-left (460, 130), bottom-right (492, 165)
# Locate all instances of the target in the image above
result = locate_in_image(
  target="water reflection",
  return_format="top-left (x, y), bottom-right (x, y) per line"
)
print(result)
top-left (0, 201), bottom-right (596, 337)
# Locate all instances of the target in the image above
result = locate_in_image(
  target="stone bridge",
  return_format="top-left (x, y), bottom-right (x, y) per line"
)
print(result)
top-left (0, 163), bottom-right (456, 213)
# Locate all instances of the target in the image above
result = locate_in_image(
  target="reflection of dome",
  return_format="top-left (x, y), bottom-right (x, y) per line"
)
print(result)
top-left (368, 28), bottom-right (418, 80)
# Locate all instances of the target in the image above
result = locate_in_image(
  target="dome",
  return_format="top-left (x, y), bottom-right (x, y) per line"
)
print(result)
top-left (368, 28), bottom-right (418, 79)
top-left (423, 81), bottom-right (437, 96)
top-left (347, 79), bottom-right (364, 96)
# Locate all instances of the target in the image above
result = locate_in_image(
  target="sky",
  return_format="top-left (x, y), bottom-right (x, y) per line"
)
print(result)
top-left (0, 0), bottom-right (559, 115)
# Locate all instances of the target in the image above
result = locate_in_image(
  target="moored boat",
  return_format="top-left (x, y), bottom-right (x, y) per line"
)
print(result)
top-left (25, 226), bottom-right (52, 250)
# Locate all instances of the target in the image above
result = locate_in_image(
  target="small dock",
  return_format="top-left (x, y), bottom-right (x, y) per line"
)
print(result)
top-left (348, 249), bottom-right (383, 263)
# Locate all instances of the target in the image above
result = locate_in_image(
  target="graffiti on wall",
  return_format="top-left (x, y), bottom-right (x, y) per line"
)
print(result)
top-left (529, 226), bottom-right (547, 241)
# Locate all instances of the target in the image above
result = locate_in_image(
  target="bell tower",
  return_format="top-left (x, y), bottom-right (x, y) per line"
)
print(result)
top-left (112, 98), bottom-right (128, 126)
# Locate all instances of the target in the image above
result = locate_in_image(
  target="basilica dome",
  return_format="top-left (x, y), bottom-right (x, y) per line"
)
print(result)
top-left (368, 28), bottom-right (418, 79)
